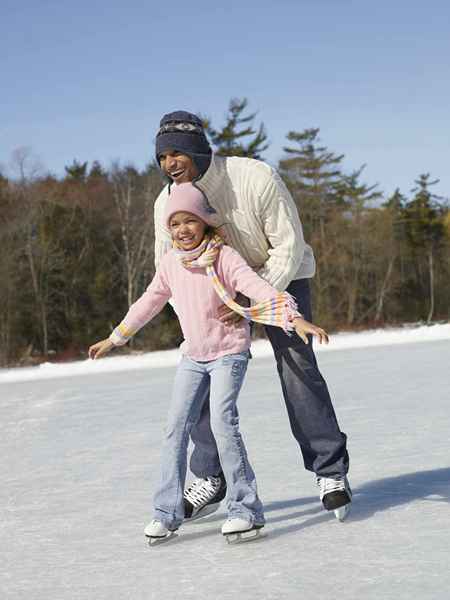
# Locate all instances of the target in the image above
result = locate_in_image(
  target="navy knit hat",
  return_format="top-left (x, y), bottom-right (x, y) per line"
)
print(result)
top-left (155, 110), bottom-right (212, 177)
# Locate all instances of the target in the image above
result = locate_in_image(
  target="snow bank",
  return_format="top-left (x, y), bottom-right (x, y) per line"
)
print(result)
top-left (1, 323), bottom-right (449, 384)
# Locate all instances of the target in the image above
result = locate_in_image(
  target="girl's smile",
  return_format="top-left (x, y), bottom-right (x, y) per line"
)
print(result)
top-left (169, 211), bottom-right (206, 250)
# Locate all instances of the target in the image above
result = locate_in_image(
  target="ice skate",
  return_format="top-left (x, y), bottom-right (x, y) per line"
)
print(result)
top-left (221, 517), bottom-right (265, 545)
top-left (144, 519), bottom-right (178, 546)
top-left (317, 475), bottom-right (352, 521)
top-left (333, 503), bottom-right (351, 522)
top-left (183, 474), bottom-right (227, 521)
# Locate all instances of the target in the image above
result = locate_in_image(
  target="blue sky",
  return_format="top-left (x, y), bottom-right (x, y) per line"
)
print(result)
top-left (1, 0), bottom-right (449, 198)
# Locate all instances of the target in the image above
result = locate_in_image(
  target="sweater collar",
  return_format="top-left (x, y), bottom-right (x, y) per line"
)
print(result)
top-left (166, 154), bottom-right (224, 204)
top-left (192, 154), bottom-right (225, 200)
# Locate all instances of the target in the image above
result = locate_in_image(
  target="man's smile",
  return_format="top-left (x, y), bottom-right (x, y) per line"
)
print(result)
top-left (170, 168), bottom-right (185, 180)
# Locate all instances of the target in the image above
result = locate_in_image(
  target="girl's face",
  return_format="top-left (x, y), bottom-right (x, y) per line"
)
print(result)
top-left (169, 211), bottom-right (207, 250)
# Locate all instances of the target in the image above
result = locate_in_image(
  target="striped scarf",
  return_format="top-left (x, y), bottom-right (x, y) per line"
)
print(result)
top-left (174, 234), bottom-right (299, 332)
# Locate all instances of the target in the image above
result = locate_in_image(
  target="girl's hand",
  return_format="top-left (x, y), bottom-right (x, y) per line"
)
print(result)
top-left (217, 293), bottom-right (250, 325)
top-left (217, 304), bottom-right (244, 325)
top-left (88, 338), bottom-right (115, 360)
top-left (293, 317), bottom-right (329, 345)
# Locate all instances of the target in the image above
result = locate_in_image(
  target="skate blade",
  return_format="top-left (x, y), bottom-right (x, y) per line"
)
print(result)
top-left (224, 529), bottom-right (265, 545)
top-left (334, 504), bottom-right (351, 522)
top-left (185, 502), bottom-right (221, 523)
top-left (147, 532), bottom-right (178, 546)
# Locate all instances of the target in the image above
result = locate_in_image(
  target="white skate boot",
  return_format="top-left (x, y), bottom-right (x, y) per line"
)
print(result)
top-left (221, 517), bottom-right (265, 545)
top-left (183, 474), bottom-right (227, 521)
top-left (317, 475), bottom-right (352, 521)
top-left (144, 519), bottom-right (178, 546)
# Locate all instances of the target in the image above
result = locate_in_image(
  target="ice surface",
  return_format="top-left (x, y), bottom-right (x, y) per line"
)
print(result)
top-left (1, 322), bottom-right (449, 384)
top-left (1, 335), bottom-right (449, 599)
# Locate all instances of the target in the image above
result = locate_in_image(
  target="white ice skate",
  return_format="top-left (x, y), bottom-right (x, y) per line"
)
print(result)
top-left (221, 518), bottom-right (265, 545)
top-left (144, 519), bottom-right (178, 546)
top-left (317, 475), bottom-right (352, 521)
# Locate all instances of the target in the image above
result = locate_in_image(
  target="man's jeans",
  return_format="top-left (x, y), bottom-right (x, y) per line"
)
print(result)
top-left (153, 351), bottom-right (265, 529)
top-left (190, 278), bottom-right (349, 479)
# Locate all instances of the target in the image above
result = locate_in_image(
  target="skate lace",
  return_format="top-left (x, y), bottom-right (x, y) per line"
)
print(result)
top-left (184, 476), bottom-right (221, 508)
top-left (316, 475), bottom-right (346, 500)
top-left (184, 478), bottom-right (202, 496)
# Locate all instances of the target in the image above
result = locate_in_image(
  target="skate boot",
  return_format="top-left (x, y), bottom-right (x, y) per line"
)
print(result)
top-left (183, 473), bottom-right (227, 521)
top-left (221, 517), bottom-right (265, 545)
top-left (144, 519), bottom-right (178, 546)
top-left (317, 475), bottom-right (352, 521)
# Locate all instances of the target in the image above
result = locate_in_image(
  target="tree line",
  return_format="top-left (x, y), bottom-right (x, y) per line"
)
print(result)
top-left (0, 98), bottom-right (449, 367)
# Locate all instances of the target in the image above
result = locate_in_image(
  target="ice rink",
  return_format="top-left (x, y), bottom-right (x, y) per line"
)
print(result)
top-left (1, 328), bottom-right (449, 599)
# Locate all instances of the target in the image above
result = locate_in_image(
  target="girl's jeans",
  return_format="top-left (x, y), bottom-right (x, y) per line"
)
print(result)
top-left (190, 278), bottom-right (349, 479)
top-left (153, 351), bottom-right (264, 530)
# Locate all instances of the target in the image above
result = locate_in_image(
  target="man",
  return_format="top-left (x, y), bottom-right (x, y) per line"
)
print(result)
top-left (153, 110), bottom-right (351, 521)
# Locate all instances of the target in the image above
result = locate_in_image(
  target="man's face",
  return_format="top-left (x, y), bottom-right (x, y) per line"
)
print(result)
top-left (159, 149), bottom-right (199, 184)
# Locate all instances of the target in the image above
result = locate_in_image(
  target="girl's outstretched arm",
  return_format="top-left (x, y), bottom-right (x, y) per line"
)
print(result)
top-left (224, 247), bottom-right (329, 342)
top-left (109, 263), bottom-right (172, 346)
top-left (88, 338), bottom-right (115, 360)
top-left (89, 260), bottom-right (172, 357)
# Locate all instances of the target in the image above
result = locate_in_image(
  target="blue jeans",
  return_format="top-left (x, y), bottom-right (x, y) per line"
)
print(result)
top-left (190, 279), bottom-right (349, 479)
top-left (153, 351), bottom-right (265, 530)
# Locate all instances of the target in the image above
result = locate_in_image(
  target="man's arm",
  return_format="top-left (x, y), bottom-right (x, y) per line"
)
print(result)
top-left (255, 169), bottom-right (306, 291)
top-left (154, 187), bottom-right (173, 271)
top-left (153, 187), bottom-right (179, 313)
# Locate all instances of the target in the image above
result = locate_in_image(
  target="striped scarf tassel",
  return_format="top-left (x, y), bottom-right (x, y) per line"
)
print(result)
top-left (206, 264), bottom-right (299, 333)
top-left (176, 234), bottom-right (300, 333)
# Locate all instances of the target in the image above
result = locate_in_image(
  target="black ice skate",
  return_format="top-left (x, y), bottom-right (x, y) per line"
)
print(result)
top-left (183, 473), bottom-right (227, 521)
top-left (221, 517), bottom-right (265, 545)
top-left (317, 475), bottom-right (352, 521)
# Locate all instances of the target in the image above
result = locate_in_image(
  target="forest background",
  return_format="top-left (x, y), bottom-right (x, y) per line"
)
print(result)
top-left (1, 98), bottom-right (449, 367)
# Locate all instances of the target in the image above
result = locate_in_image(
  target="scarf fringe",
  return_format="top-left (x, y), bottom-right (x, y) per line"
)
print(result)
top-left (175, 235), bottom-right (300, 333)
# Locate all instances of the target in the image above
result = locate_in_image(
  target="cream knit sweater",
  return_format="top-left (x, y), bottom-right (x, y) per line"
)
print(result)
top-left (154, 155), bottom-right (315, 292)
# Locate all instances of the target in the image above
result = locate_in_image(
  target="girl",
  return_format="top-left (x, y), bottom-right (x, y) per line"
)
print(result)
top-left (89, 183), bottom-right (329, 544)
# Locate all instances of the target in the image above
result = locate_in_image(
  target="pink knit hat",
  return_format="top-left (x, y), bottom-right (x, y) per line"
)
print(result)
top-left (165, 183), bottom-right (220, 228)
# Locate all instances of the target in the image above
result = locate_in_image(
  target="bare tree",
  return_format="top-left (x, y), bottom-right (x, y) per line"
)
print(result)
top-left (7, 148), bottom-right (63, 357)
top-left (110, 163), bottom-right (161, 310)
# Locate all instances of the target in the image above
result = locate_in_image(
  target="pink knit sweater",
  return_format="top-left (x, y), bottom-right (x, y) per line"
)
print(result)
top-left (110, 246), bottom-right (283, 361)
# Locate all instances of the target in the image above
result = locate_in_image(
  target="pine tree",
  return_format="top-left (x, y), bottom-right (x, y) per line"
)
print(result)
top-left (402, 174), bottom-right (445, 323)
top-left (334, 165), bottom-right (381, 209)
top-left (88, 160), bottom-right (106, 180)
top-left (404, 174), bottom-right (443, 248)
top-left (278, 128), bottom-right (344, 239)
top-left (277, 128), bottom-right (347, 322)
top-left (335, 167), bottom-right (382, 324)
top-left (64, 160), bottom-right (88, 181)
top-left (383, 187), bottom-right (405, 211)
top-left (205, 98), bottom-right (268, 159)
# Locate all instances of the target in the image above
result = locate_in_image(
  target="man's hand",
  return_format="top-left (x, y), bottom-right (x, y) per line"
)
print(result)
top-left (293, 317), bottom-right (329, 345)
top-left (88, 338), bottom-right (115, 360)
top-left (217, 293), bottom-right (250, 325)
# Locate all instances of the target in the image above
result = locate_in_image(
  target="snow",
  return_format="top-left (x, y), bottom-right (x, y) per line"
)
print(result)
top-left (1, 329), bottom-right (450, 599)
top-left (1, 322), bottom-right (449, 384)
